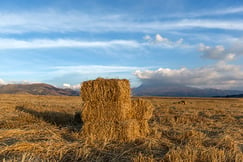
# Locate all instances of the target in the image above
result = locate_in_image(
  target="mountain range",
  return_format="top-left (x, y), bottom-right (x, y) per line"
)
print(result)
top-left (0, 83), bottom-right (243, 97)
top-left (132, 84), bottom-right (243, 97)
top-left (221, 94), bottom-right (243, 98)
top-left (0, 83), bottom-right (79, 96)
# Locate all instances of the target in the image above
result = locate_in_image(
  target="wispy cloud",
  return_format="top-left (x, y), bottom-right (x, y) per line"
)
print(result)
top-left (171, 19), bottom-right (243, 31)
top-left (0, 10), bottom-right (243, 35)
top-left (52, 65), bottom-right (149, 75)
top-left (0, 38), bottom-right (139, 49)
top-left (164, 6), bottom-right (243, 18)
top-left (208, 6), bottom-right (243, 16)
top-left (0, 11), bottom-right (130, 34)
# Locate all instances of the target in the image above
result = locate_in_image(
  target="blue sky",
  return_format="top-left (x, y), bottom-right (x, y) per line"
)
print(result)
top-left (0, 0), bottom-right (243, 90)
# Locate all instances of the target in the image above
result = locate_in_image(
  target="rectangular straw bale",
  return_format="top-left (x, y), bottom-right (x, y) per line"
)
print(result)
top-left (81, 120), bottom-right (141, 141)
top-left (81, 78), bottom-right (131, 102)
top-left (137, 120), bottom-right (150, 136)
top-left (131, 99), bottom-right (154, 120)
top-left (81, 121), bottom-right (119, 141)
top-left (117, 119), bottom-right (141, 141)
top-left (81, 100), bottom-right (132, 122)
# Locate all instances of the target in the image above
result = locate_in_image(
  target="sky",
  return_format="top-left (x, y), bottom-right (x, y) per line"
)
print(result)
top-left (0, 0), bottom-right (243, 90)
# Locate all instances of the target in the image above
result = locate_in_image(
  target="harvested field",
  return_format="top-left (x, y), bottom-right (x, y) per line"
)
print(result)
top-left (0, 94), bottom-right (243, 161)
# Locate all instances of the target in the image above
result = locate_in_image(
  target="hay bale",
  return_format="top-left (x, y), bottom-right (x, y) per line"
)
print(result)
top-left (131, 99), bottom-right (154, 120)
top-left (81, 78), bottom-right (132, 122)
top-left (81, 120), bottom-right (141, 141)
top-left (81, 78), bottom-right (131, 102)
top-left (117, 120), bottom-right (141, 141)
top-left (82, 101), bottom-right (132, 122)
top-left (137, 120), bottom-right (150, 136)
top-left (80, 78), bottom-right (154, 142)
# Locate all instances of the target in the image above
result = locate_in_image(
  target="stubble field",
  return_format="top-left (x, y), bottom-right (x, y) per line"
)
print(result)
top-left (0, 94), bottom-right (242, 161)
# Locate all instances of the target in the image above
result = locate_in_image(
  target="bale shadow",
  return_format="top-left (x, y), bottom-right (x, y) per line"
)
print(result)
top-left (15, 106), bottom-right (83, 131)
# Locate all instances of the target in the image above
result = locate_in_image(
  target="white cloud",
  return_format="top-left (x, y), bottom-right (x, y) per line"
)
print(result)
top-left (143, 35), bottom-right (152, 41)
top-left (0, 38), bottom-right (139, 49)
top-left (71, 84), bottom-right (81, 90)
top-left (134, 62), bottom-right (243, 90)
top-left (144, 34), bottom-right (186, 48)
top-left (63, 83), bottom-right (80, 90)
top-left (0, 79), bottom-right (41, 85)
top-left (155, 34), bottom-right (169, 43)
top-left (0, 79), bottom-right (6, 85)
top-left (63, 83), bottom-right (71, 88)
top-left (199, 37), bottom-right (243, 60)
top-left (9, 80), bottom-right (41, 85)
top-left (225, 53), bottom-right (236, 60)
top-left (230, 38), bottom-right (243, 57)
top-left (199, 43), bottom-right (235, 61)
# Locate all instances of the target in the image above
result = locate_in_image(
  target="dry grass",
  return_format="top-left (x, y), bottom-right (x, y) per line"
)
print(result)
top-left (0, 94), bottom-right (242, 161)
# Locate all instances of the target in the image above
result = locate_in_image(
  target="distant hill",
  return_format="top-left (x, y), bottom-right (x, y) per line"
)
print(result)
top-left (132, 84), bottom-right (243, 97)
top-left (0, 83), bottom-right (79, 96)
top-left (222, 94), bottom-right (243, 98)
top-left (1, 82), bottom-right (242, 97)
